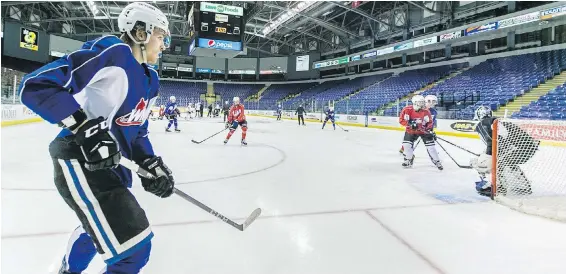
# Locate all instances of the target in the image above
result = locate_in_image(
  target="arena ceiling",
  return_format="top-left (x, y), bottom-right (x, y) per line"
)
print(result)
top-left (1, 1), bottom-right (519, 56)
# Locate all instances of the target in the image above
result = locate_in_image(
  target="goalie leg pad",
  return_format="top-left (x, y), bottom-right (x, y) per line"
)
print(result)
top-left (471, 153), bottom-right (492, 174)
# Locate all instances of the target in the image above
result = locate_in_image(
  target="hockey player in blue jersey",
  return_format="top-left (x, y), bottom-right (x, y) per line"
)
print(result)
top-left (165, 95), bottom-right (181, 132)
top-left (276, 104), bottom-right (282, 120)
top-left (424, 95), bottom-right (438, 128)
top-left (19, 3), bottom-right (174, 274)
top-left (322, 106), bottom-right (336, 130)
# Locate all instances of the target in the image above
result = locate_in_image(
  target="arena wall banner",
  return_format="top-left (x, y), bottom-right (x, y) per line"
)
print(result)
top-left (394, 42), bottom-right (414, 52)
top-left (465, 22), bottom-right (498, 36)
top-left (439, 31), bottom-right (462, 41)
top-left (498, 11), bottom-right (540, 29)
top-left (413, 36), bottom-right (438, 48)
top-left (541, 5), bottom-right (566, 20)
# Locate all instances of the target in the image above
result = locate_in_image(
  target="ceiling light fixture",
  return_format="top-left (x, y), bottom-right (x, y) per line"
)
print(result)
top-left (86, 1), bottom-right (100, 16)
top-left (262, 1), bottom-right (316, 36)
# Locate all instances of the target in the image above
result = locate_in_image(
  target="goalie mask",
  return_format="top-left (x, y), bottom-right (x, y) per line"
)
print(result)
top-left (474, 106), bottom-right (492, 121)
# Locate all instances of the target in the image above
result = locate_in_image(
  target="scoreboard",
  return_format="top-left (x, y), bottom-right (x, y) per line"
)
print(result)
top-left (198, 11), bottom-right (242, 42)
top-left (189, 2), bottom-right (244, 56)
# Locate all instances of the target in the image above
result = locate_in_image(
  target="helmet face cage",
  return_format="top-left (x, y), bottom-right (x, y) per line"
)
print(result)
top-left (425, 96), bottom-right (437, 108)
top-left (412, 95), bottom-right (425, 109)
top-left (475, 106), bottom-right (492, 120)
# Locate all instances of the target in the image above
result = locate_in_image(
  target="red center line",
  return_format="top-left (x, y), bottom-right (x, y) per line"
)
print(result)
top-left (364, 211), bottom-right (446, 274)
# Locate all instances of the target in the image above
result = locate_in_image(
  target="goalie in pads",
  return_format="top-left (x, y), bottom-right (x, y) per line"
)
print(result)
top-left (471, 106), bottom-right (539, 197)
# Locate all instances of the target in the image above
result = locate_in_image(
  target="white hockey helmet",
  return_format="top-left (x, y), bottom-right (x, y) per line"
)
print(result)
top-left (169, 96), bottom-right (176, 102)
top-left (233, 97), bottom-right (240, 104)
top-left (474, 106), bottom-right (492, 121)
top-left (225, 101), bottom-right (229, 104)
top-left (411, 95), bottom-right (425, 110)
top-left (118, 2), bottom-right (171, 48)
top-left (425, 95), bottom-right (438, 108)
top-left (329, 106), bottom-right (334, 111)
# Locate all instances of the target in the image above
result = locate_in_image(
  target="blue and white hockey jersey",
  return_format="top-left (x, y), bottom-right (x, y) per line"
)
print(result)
top-left (19, 35), bottom-right (159, 186)
top-left (164, 101), bottom-right (178, 116)
top-left (429, 107), bottom-right (438, 128)
top-left (325, 109), bottom-right (335, 120)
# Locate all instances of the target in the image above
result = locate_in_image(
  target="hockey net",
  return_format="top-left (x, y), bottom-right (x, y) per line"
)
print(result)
top-left (492, 118), bottom-right (566, 221)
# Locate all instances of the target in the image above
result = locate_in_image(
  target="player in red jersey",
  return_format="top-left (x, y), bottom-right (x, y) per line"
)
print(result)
top-left (224, 96), bottom-right (248, 146)
top-left (158, 104), bottom-right (165, 120)
top-left (398, 95), bottom-right (442, 169)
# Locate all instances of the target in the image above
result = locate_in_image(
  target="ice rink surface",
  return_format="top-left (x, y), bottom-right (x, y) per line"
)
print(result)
top-left (3, 116), bottom-right (566, 274)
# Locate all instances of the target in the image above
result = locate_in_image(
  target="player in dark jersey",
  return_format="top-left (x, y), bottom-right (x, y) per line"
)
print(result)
top-left (322, 106), bottom-right (336, 130)
top-left (19, 3), bottom-right (174, 273)
top-left (276, 104), bottom-right (283, 121)
top-left (472, 106), bottom-right (538, 197)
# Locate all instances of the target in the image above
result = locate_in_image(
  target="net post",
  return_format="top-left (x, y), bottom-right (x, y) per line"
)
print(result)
top-left (491, 119), bottom-right (498, 200)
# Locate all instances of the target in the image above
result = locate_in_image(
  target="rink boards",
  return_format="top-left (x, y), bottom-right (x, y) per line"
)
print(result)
top-left (246, 110), bottom-right (480, 139)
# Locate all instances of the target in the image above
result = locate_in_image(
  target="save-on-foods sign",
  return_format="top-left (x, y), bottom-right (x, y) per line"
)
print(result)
top-left (200, 2), bottom-right (244, 16)
top-left (498, 11), bottom-right (540, 28)
top-left (541, 5), bottom-right (566, 20)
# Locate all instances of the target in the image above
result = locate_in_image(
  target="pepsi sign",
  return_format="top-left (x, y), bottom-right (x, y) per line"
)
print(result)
top-left (198, 38), bottom-right (242, 51)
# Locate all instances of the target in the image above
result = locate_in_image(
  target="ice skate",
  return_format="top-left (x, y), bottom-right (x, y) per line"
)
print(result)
top-left (433, 160), bottom-right (443, 170)
top-left (241, 139), bottom-right (247, 146)
top-left (223, 139), bottom-right (229, 145)
top-left (165, 128), bottom-right (171, 132)
top-left (402, 158), bottom-right (413, 168)
top-left (175, 128), bottom-right (181, 132)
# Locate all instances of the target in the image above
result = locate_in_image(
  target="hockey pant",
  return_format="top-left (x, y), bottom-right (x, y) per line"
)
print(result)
top-left (50, 137), bottom-right (153, 273)
top-left (298, 115), bottom-right (305, 125)
top-left (322, 117), bottom-right (335, 129)
top-left (226, 120), bottom-right (248, 140)
top-left (402, 132), bottom-right (440, 162)
top-left (166, 115), bottom-right (178, 129)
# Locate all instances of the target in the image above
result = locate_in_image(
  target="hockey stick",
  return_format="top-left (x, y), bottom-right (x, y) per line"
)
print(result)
top-left (191, 128), bottom-right (227, 144)
top-left (336, 123), bottom-right (349, 132)
top-left (119, 157), bottom-right (262, 231)
top-left (435, 140), bottom-right (473, 169)
top-left (436, 136), bottom-right (480, 157)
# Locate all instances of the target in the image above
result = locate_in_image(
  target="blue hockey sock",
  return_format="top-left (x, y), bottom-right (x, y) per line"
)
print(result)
top-left (322, 121), bottom-right (327, 128)
top-left (102, 241), bottom-right (151, 274)
top-left (62, 226), bottom-right (97, 273)
top-left (166, 120), bottom-right (173, 129)
top-left (173, 118), bottom-right (178, 129)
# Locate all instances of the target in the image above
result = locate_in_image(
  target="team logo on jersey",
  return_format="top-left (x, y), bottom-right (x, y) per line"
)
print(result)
top-left (115, 98), bottom-right (152, 126)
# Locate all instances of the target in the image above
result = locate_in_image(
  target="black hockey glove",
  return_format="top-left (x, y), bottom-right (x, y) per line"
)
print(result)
top-left (409, 119), bottom-right (418, 130)
top-left (74, 117), bottom-right (121, 171)
top-left (139, 156), bottom-right (175, 198)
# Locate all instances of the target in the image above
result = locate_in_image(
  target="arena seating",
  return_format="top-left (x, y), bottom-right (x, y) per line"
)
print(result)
top-left (342, 65), bottom-right (456, 115)
top-left (215, 83), bottom-right (264, 105)
top-left (512, 83), bottom-right (566, 120)
top-left (156, 81), bottom-right (206, 107)
top-left (310, 74), bottom-right (392, 111)
top-left (440, 49), bottom-right (566, 120)
top-left (284, 80), bottom-right (344, 109)
top-left (248, 83), bottom-right (316, 110)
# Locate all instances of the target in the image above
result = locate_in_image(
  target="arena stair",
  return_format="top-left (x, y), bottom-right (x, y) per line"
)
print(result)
top-left (246, 84), bottom-right (270, 102)
top-left (335, 75), bottom-right (392, 104)
top-left (493, 70), bottom-right (566, 117)
top-left (376, 67), bottom-right (468, 115)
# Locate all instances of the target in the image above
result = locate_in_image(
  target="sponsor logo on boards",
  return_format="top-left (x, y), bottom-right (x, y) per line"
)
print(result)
top-left (450, 121), bottom-right (477, 132)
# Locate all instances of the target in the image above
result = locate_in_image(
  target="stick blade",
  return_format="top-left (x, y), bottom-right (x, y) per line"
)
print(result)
top-left (241, 208), bottom-right (262, 231)
top-left (191, 139), bottom-right (201, 144)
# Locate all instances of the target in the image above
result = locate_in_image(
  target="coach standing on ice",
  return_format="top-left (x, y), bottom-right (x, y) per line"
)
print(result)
top-left (296, 104), bottom-right (306, 126)
top-left (19, 2), bottom-right (175, 273)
